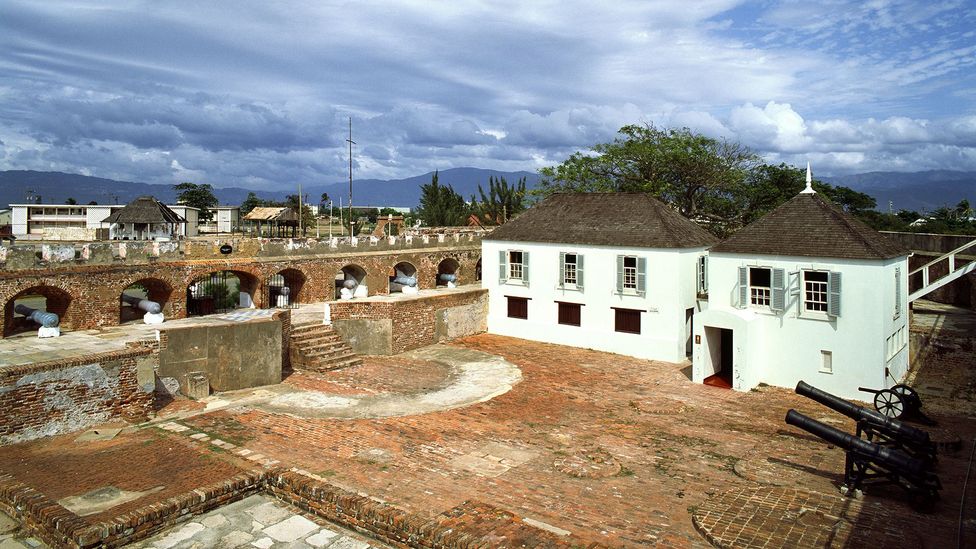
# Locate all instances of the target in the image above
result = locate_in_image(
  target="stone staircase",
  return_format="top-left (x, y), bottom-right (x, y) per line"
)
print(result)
top-left (289, 323), bottom-right (362, 372)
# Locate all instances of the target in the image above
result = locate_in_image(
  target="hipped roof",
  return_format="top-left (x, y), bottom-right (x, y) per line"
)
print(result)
top-left (709, 192), bottom-right (909, 260)
top-left (486, 192), bottom-right (718, 249)
top-left (101, 196), bottom-right (186, 224)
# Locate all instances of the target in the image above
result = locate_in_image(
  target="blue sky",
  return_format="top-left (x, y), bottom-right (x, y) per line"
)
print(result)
top-left (1, 1), bottom-right (974, 190)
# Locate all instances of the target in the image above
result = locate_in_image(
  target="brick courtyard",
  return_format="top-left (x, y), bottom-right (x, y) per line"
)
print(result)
top-left (0, 308), bottom-right (973, 547)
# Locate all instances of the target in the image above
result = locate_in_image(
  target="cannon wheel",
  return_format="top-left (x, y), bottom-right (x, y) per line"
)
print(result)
top-left (891, 384), bottom-right (921, 409)
top-left (874, 389), bottom-right (906, 419)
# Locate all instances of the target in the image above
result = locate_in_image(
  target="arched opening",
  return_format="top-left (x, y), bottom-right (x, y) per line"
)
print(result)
top-left (334, 264), bottom-right (367, 299)
top-left (120, 278), bottom-right (172, 324)
top-left (388, 261), bottom-right (418, 294)
top-left (267, 268), bottom-right (306, 309)
top-left (4, 285), bottom-right (72, 337)
top-left (436, 258), bottom-right (460, 287)
top-left (186, 270), bottom-right (259, 316)
top-left (475, 257), bottom-right (482, 282)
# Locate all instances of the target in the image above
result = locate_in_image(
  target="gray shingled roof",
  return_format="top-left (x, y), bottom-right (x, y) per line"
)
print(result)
top-left (485, 192), bottom-right (718, 248)
top-left (709, 192), bottom-right (909, 259)
top-left (101, 196), bottom-right (186, 224)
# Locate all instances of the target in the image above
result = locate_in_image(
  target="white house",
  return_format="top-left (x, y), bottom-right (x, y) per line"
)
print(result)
top-left (103, 196), bottom-right (189, 241)
top-left (9, 202), bottom-right (199, 240)
top-left (483, 193), bottom-right (717, 363)
top-left (693, 182), bottom-right (911, 400)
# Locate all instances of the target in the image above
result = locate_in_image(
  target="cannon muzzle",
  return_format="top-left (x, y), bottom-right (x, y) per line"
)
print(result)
top-left (120, 293), bottom-right (162, 314)
top-left (795, 381), bottom-right (929, 445)
top-left (785, 409), bottom-right (926, 477)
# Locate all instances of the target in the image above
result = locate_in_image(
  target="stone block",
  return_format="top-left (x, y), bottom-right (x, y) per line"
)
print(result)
top-left (181, 371), bottom-right (210, 400)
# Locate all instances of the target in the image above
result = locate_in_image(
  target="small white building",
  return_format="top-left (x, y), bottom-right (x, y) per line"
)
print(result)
top-left (693, 184), bottom-right (911, 400)
top-left (103, 196), bottom-right (188, 241)
top-left (483, 193), bottom-right (717, 363)
top-left (9, 202), bottom-right (199, 240)
top-left (207, 206), bottom-right (241, 233)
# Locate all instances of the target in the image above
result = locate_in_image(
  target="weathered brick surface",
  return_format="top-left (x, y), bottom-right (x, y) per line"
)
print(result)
top-left (0, 346), bottom-right (155, 444)
top-left (0, 240), bottom-right (481, 336)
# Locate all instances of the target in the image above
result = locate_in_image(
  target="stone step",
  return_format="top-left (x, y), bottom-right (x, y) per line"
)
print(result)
top-left (294, 334), bottom-right (343, 348)
top-left (305, 356), bottom-right (362, 372)
top-left (290, 327), bottom-right (337, 342)
top-left (302, 341), bottom-right (347, 354)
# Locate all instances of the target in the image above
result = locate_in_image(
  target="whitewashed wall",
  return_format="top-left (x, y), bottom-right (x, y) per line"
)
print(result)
top-left (693, 252), bottom-right (910, 400)
top-left (483, 239), bottom-right (707, 363)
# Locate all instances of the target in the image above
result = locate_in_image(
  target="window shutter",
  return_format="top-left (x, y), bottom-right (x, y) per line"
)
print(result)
top-left (771, 268), bottom-right (786, 312)
top-left (697, 256), bottom-right (708, 294)
top-left (558, 252), bottom-right (566, 288)
top-left (896, 268), bottom-right (902, 316)
top-left (637, 257), bottom-right (647, 296)
top-left (737, 266), bottom-right (748, 308)
top-left (498, 250), bottom-right (507, 283)
top-left (523, 251), bottom-right (530, 287)
top-left (828, 271), bottom-right (842, 317)
top-left (616, 255), bottom-right (624, 294)
top-left (576, 254), bottom-right (584, 290)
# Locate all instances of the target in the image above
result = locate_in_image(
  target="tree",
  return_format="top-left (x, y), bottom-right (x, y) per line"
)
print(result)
top-left (415, 171), bottom-right (469, 226)
top-left (285, 194), bottom-right (316, 235)
top-left (320, 192), bottom-right (330, 207)
top-left (240, 192), bottom-right (261, 216)
top-left (537, 124), bottom-right (760, 234)
top-left (472, 176), bottom-right (527, 225)
top-left (87, 200), bottom-right (98, 205)
top-left (174, 182), bottom-right (218, 223)
top-left (65, 197), bottom-right (77, 205)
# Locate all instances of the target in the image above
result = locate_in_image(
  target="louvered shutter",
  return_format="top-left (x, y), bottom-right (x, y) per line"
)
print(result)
top-left (894, 267), bottom-right (901, 319)
top-left (637, 257), bottom-right (647, 296)
top-left (616, 255), bottom-right (624, 293)
top-left (576, 254), bottom-right (584, 290)
top-left (522, 251), bottom-right (530, 287)
top-left (737, 266), bottom-right (748, 308)
top-left (827, 271), bottom-right (842, 317)
top-left (498, 250), bottom-right (507, 283)
top-left (771, 268), bottom-right (786, 312)
top-left (697, 256), bottom-right (708, 294)
top-left (558, 252), bottom-right (566, 288)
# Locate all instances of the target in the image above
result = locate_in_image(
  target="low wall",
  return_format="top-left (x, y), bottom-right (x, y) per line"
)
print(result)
top-left (158, 311), bottom-right (286, 392)
top-left (0, 346), bottom-right (156, 445)
top-left (331, 287), bottom-right (488, 355)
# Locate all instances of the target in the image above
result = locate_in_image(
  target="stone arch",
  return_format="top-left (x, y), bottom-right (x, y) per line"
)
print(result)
top-left (335, 263), bottom-right (368, 299)
top-left (436, 257), bottom-right (461, 287)
top-left (267, 267), bottom-right (307, 308)
top-left (4, 285), bottom-right (73, 337)
top-left (119, 277), bottom-right (173, 324)
top-left (388, 261), bottom-right (418, 294)
top-left (186, 270), bottom-right (260, 316)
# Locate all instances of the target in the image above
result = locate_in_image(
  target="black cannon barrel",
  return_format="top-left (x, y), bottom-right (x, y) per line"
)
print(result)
top-left (785, 409), bottom-right (926, 477)
top-left (795, 381), bottom-right (930, 445)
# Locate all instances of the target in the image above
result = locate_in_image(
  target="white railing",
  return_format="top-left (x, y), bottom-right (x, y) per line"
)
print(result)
top-left (908, 238), bottom-right (976, 302)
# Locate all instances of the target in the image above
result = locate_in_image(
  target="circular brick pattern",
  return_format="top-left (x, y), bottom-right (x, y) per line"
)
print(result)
top-left (554, 447), bottom-right (621, 478)
top-left (692, 486), bottom-right (924, 548)
top-left (630, 397), bottom-right (690, 415)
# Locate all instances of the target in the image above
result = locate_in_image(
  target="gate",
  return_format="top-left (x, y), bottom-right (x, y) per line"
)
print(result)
top-left (266, 273), bottom-right (298, 309)
top-left (187, 271), bottom-right (240, 315)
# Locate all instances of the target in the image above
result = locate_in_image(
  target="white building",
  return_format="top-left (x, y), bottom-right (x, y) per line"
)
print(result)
top-left (103, 196), bottom-right (189, 240)
top-left (693, 183), bottom-right (911, 400)
top-left (9, 202), bottom-right (199, 240)
top-left (483, 193), bottom-right (717, 363)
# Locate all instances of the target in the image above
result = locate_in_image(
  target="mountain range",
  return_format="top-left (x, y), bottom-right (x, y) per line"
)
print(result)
top-left (0, 168), bottom-right (972, 213)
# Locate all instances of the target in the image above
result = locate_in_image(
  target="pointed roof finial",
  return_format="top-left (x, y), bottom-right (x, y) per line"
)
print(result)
top-left (800, 162), bottom-right (816, 194)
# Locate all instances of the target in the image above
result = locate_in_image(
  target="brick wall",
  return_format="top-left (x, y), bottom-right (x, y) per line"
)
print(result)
top-left (330, 288), bottom-right (487, 354)
top-left (0, 347), bottom-right (156, 444)
top-left (0, 243), bottom-right (481, 337)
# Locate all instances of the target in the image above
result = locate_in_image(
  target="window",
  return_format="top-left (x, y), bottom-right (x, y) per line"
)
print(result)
top-left (557, 302), bottom-right (581, 326)
top-left (509, 251), bottom-right (524, 280)
top-left (697, 255), bottom-right (708, 295)
top-left (886, 325), bottom-right (907, 361)
top-left (894, 267), bottom-right (902, 320)
top-left (749, 267), bottom-right (771, 307)
top-left (562, 254), bottom-right (578, 286)
top-left (614, 308), bottom-right (641, 334)
top-left (820, 350), bottom-right (833, 374)
top-left (507, 296), bottom-right (528, 319)
top-left (804, 271), bottom-right (829, 312)
top-left (616, 255), bottom-right (646, 296)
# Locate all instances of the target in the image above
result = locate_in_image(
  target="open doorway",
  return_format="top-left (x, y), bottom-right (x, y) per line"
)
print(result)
top-left (685, 308), bottom-right (694, 357)
top-left (703, 327), bottom-right (733, 389)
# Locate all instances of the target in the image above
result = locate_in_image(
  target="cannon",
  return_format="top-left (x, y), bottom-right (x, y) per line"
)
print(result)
top-left (14, 304), bottom-right (59, 327)
top-left (796, 381), bottom-right (935, 464)
top-left (786, 409), bottom-right (940, 509)
top-left (858, 384), bottom-right (934, 425)
top-left (120, 293), bottom-right (162, 314)
top-left (392, 275), bottom-right (417, 287)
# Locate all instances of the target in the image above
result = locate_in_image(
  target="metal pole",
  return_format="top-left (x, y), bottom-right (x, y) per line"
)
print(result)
top-left (346, 117), bottom-right (356, 237)
top-left (328, 200), bottom-right (333, 238)
top-left (298, 181), bottom-right (303, 236)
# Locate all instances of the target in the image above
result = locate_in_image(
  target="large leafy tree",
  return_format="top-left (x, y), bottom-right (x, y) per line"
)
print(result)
top-left (173, 182), bottom-right (218, 223)
top-left (416, 171), bottom-right (469, 226)
top-left (240, 192), bottom-right (261, 216)
top-left (472, 175), bottom-right (527, 225)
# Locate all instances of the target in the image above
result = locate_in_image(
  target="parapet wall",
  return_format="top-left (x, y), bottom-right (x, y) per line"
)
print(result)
top-left (0, 345), bottom-right (156, 444)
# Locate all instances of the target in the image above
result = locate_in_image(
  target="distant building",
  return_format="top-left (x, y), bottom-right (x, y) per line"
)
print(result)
top-left (9, 202), bottom-right (199, 240)
top-left (206, 206), bottom-right (241, 233)
top-left (102, 196), bottom-right (188, 241)
top-left (483, 193), bottom-right (717, 363)
top-left (694, 180), bottom-right (910, 399)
